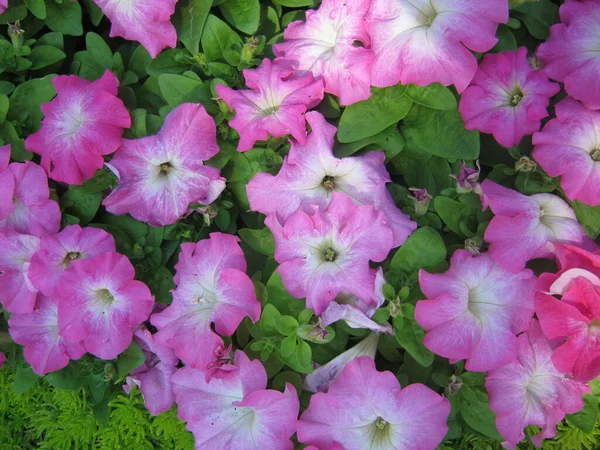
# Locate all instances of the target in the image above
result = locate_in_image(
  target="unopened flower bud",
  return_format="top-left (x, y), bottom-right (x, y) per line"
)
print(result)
top-left (515, 156), bottom-right (537, 173)
top-left (408, 187), bottom-right (432, 215)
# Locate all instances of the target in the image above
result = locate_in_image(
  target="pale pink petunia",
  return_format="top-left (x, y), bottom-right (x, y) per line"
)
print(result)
top-left (367, 0), bottom-right (508, 92)
top-left (8, 295), bottom-right (86, 376)
top-left (486, 320), bottom-right (588, 449)
top-left (0, 158), bottom-right (60, 238)
top-left (533, 98), bottom-right (600, 206)
top-left (482, 180), bottom-right (592, 272)
top-left (57, 251), bottom-right (154, 360)
top-left (151, 233), bottom-right (261, 370)
top-left (172, 350), bottom-right (299, 450)
top-left (266, 193), bottom-right (394, 315)
top-left (25, 71), bottom-right (131, 185)
top-left (0, 233), bottom-right (40, 314)
top-left (537, 0), bottom-right (600, 110)
top-left (123, 326), bottom-right (179, 415)
top-left (273, 0), bottom-right (373, 105)
top-left (216, 58), bottom-right (324, 152)
top-left (415, 250), bottom-right (535, 372)
top-left (92, 0), bottom-right (177, 58)
top-left (29, 225), bottom-right (116, 297)
top-left (459, 47), bottom-right (559, 148)
top-left (247, 111), bottom-right (416, 248)
top-left (298, 356), bottom-right (450, 450)
top-left (103, 103), bottom-right (225, 226)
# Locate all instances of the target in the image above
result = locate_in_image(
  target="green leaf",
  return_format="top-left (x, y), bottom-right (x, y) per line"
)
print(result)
top-left (335, 125), bottom-right (405, 159)
top-left (201, 14), bottom-right (243, 62)
top-left (238, 228), bottom-right (275, 256)
top-left (45, 0), bottom-right (83, 36)
top-left (116, 342), bottom-right (145, 377)
top-left (459, 386), bottom-right (504, 440)
top-left (129, 45), bottom-right (152, 79)
top-left (8, 75), bottom-right (55, 133)
top-left (272, 371), bottom-right (303, 395)
top-left (276, 316), bottom-right (299, 336)
top-left (393, 147), bottom-right (453, 196)
top-left (81, 0), bottom-right (104, 26)
top-left (0, 2), bottom-right (27, 23)
top-left (158, 73), bottom-right (213, 107)
top-left (280, 335), bottom-right (297, 358)
top-left (405, 83), bottom-right (457, 110)
top-left (266, 272), bottom-right (305, 318)
top-left (101, 213), bottom-right (149, 242)
top-left (402, 105), bottom-right (480, 160)
top-left (220, 0), bottom-right (260, 35)
top-left (390, 227), bottom-right (446, 274)
top-left (393, 305), bottom-right (434, 367)
top-left (273, 0), bottom-right (316, 6)
top-left (46, 362), bottom-right (87, 390)
top-left (14, 365), bottom-right (38, 395)
top-left (0, 94), bottom-right (8, 124)
top-left (514, 0), bottom-right (559, 40)
top-left (173, 0), bottom-right (213, 54)
top-left (0, 121), bottom-right (30, 161)
top-left (571, 201), bottom-right (600, 239)
top-left (146, 49), bottom-right (191, 76)
top-left (434, 196), bottom-right (479, 237)
top-left (29, 45), bottom-right (66, 70)
top-left (260, 303), bottom-right (282, 336)
top-left (24, 0), bottom-right (46, 19)
top-left (61, 186), bottom-right (102, 225)
top-left (87, 374), bottom-right (107, 403)
top-left (337, 85), bottom-right (412, 143)
top-left (566, 394), bottom-right (599, 434)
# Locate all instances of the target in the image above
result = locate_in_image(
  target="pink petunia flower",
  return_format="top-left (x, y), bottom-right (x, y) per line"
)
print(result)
top-left (533, 98), bottom-right (600, 206)
top-left (151, 233), bottom-right (261, 370)
top-left (0, 155), bottom-right (60, 238)
top-left (486, 320), bottom-right (588, 449)
top-left (297, 356), bottom-right (450, 450)
top-left (92, 0), bottom-right (177, 58)
top-left (415, 250), bottom-right (535, 372)
top-left (459, 47), bottom-right (560, 148)
top-left (8, 295), bottom-right (86, 376)
top-left (29, 225), bottom-right (116, 297)
top-left (216, 59), bottom-right (324, 152)
top-left (57, 251), bottom-right (154, 360)
top-left (273, 0), bottom-right (373, 105)
top-left (367, 0), bottom-right (508, 92)
top-left (172, 350), bottom-right (299, 450)
top-left (0, 352), bottom-right (5, 368)
top-left (537, 0), bottom-right (600, 110)
top-left (0, 1), bottom-right (7, 14)
top-left (25, 71), bottom-right (131, 185)
top-left (247, 111), bottom-right (416, 248)
top-left (103, 103), bottom-right (225, 226)
top-left (482, 180), bottom-right (592, 272)
top-left (0, 233), bottom-right (40, 314)
top-left (123, 326), bottom-right (179, 415)
top-left (266, 192), bottom-right (394, 315)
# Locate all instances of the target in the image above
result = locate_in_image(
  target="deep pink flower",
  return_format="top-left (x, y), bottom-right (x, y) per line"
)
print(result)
top-left (460, 47), bottom-right (559, 148)
top-left (57, 251), bottom-right (154, 360)
top-left (216, 58), bottom-right (324, 152)
top-left (482, 180), bottom-right (591, 272)
top-left (151, 233), bottom-right (260, 370)
top-left (123, 326), bottom-right (179, 415)
top-left (533, 98), bottom-right (600, 206)
top-left (367, 0), bottom-right (508, 92)
top-left (92, 0), bottom-right (177, 58)
top-left (538, 243), bottom-right (600, 293)
top-left (486, 320), bottom-right (588, 449)
top-left (537, 0), bottom-right (600, 110)
top-left (29, 225), bottom-right (116, 297)
top-left (273, 0), bottom-right (373, 105)
top-left (0, 157), bottom-right (60, 237)
top-left (25, 71), bottom-right (131, 185)
top-left (0, 233), bottom-right (40, 314)
top-left (298, 356), bottom-right (450, 450)
top-left (415, 250), bottom-right (535, 372)
top-left (247, 112), bottom-right (415, 248)
top-left (266, 193), bottom-right (394, 315)
top-left (172, 350), bottom-right (299, 450)
top-left (8, 295), bottom-right (86, 376)
top-left (103, 103), bottom-right (225, 226)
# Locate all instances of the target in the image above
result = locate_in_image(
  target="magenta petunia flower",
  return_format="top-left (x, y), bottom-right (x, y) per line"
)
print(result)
top-left (0, 157), bottom-right (60, 238)
top-left (123, 326), bottom-right (179, 415)
top-left (29, 225), bottom-right (116, 297)
top-left (367, 0), bottom-right (508, 92)
top-left (482, 180), bottom-right (592, 272)
top-left (0, 1), bottom-right (7, 14)
top-left (57, 251), bottom-right (154, 360)
top-left (92, 0), bottom-right (177, 58)
top-left (0, 233), bottom-right (40, 314)
top-left (537, 0), bottom-right (600, 110)
top-left (172, 350), bottom-right (299, 449)
top-left (266, 193), bottom-right (394, 315)
top-left (8, 295), bottom-right (86, 376)
top-left (486, 320), bottom-right (588, 449)
top-left (297, 356), bottom-right (450, 450)
top-left (533, 98), bottom-right (600, 206)
top-left (273, 0), bottom-right (373, 105)
top-left (216, 59), bottom-right (324, 152)
top-left (247, 111), bottom-right (416, 248)
top-left (25, 71), bottom-right (131, 185)
top-left (415, 250), bottom-right (535, 372)
top-left (103, 103), bottom-right (225, 226)
top-left (151, 233), bottom-right (261, 370)
top-left (459, 47), bottom-right (559, 148)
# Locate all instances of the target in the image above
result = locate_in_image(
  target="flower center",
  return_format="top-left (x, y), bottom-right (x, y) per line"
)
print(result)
top-left (262, 105), bottom-right (279, 115)
top-left (62, 251), bottom-right (82, 266)
top-left (323, 247), bottom-right (337, 262)
top-left (95, 288), bottom-right (115, 305)
top-left (158, 161), bottom-right (174, 176)
top-left (375, 417), bottom-right (388, 430)
top-left (322, 175), bottom-right (335, 190)
top-left (589, 319), bottom-right (600, 336)
top-left (591, 148), bottom-right (600, 162)
top-left (511, 87), bottom-right (524, 106)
